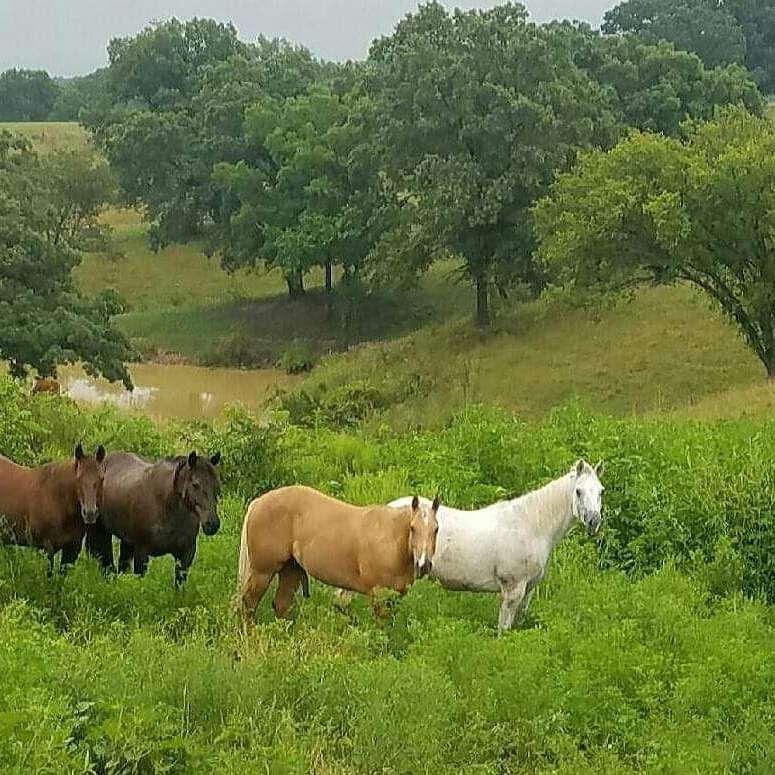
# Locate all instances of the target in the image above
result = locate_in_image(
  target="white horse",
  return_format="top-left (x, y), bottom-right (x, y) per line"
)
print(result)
top-left (390, 459), bottom-right (605, 633)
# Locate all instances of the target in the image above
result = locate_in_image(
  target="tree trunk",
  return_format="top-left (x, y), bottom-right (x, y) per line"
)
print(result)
top-left (325, 261), bottom-right (334, 320)
top-left (325, 261), bottom-right (333, 295)
top-left (475, 274), bottom-right (490, 328)
top-left (286, 270), bottom-right (305, 299)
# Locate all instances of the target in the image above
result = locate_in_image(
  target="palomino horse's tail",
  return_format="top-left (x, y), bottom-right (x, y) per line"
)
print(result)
top-left (237, 504), bottom-right (252, 600)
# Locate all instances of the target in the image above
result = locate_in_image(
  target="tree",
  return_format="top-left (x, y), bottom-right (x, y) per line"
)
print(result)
top-left (0, 69), bottom-right (60, 121)
top-left (50, 69), bottom-right (112, 121)
top-left (604, 0), bottom-right (775, 94)
top-left (0, 132), bottom-right (132, 385)
top-left (602, 0), bottom-right (746, 69)
top-left (364, 3), bottom-right (619, 326)
top-left (534, 108), bottom-right (775, 379)
top-left (106, 18), bottom-right (246, 109)
top-left (724, 0), bottom-right (775, 94)
top-left (86, 27), bottom-right (326, 271)
top-left (212, 81), bottom-right (376, 301)
top-left (546, 21), bottom-right (763, 135)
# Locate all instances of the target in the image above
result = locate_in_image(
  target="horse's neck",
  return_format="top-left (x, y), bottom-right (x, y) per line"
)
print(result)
top-left (508, 474), bottom-right (574, 550)
top-left (37, 463), bottom-right (78, 511)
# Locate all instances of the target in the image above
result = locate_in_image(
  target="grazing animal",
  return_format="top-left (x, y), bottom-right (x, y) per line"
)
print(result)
top-left (31, 377), bottom-right (61, 396)
top-left (238, 485), bottom-right (440, 626)
top-left (390, 460), bottom-right (605, 633)
top-left (0, 444), bottom-right (106, 576)
top-left (86, 451), bottom-right (222, 586)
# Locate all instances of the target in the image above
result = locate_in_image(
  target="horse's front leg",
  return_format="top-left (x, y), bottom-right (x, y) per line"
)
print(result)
top-left (498, 580), bottom-right (528, 634)
top-left (118, 541), bottom-right (134, 573)
top-left (59, 537), bottom-right (83, 574)
top-left (174, 544), bottom-right (195, 588)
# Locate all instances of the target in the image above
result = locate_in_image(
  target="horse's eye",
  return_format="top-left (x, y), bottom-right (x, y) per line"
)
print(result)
top-left (575, 488), bottom-right (582, 497)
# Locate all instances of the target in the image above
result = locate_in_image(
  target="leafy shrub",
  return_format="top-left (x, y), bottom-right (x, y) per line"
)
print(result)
top-left (275, 339), bottom-right (316, 374)
top-left (202, 334), bottom-right (271, 369)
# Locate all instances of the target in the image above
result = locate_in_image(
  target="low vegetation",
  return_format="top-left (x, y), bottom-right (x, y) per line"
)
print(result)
top-left (2, 378), bottom-right (775, 771)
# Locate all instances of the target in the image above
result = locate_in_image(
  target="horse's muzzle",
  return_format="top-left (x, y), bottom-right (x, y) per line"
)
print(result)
top-left (202, 517), bottom-right (220, 536)
top-left (82, 510), bottom-right (99, 525)
top-left (415, 559), bottom-right (433, 578)
top-left (586, 515), bottom-right (602, 537)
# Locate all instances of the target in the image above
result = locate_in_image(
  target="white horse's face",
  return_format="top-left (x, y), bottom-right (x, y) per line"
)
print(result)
top-left (571, 460), bottom-right (605, 536)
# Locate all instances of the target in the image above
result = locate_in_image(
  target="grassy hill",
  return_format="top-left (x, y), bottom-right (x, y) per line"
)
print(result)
top-left (5, 121), bottom-right (774, 423)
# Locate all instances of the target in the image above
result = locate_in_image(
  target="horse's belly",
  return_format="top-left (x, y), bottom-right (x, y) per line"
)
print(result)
top-left (431, 533), bottom-right (502, 592)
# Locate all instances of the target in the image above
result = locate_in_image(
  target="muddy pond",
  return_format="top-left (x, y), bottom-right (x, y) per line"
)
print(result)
top-left (58, 363), bottom-right (303, 421)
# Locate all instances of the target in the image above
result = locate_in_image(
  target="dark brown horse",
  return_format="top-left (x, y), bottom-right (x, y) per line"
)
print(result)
top-left (86, 450), bottom-right (222, 586)
top-left (0, 444), bottom-right (106, 576)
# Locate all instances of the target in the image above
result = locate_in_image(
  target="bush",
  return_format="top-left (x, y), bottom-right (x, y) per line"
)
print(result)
top-left (275, 339), bottom-right (316, 375)
top-left (3, 377), bottom-right (775, 769)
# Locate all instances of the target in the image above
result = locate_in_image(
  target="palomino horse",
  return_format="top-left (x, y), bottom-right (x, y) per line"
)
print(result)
top-left (0, 444), bottom-right (106, 576)
top-left (86, 451), bottom-right (222, 586)
top-left (390, 460), bottom-right (605, 633)
top-left (238, 485), bottom-right (440, 625)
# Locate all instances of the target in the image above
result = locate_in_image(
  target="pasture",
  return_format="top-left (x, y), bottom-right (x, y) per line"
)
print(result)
top-left (3, 122), bottom-right (771, 425)
top-left (2, 378), bottom-right (775, 772)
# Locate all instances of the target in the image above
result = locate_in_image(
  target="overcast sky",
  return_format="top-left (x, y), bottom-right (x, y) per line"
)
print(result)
top-left (0, 1), bottom-right (612, 77)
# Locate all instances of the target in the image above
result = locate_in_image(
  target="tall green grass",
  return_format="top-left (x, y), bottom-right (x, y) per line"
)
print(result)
top-left (2, 378), bottom-right (775, 770)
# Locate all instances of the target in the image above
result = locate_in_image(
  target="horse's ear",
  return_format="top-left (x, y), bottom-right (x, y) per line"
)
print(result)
top-left (411, 495), bottom-right (419, 511)
top-left (595, 460), bottom-right (605, 478)
top-left (432, 494), bottom-right (441, 512)
top-left (574, 459), bottom-right (585, 477)
top-left (96, 445), bottom-right (106, 464)
top-left (188, 451), bottom-right (198, 468)
top-left (210, 452), bottom-right (221, 466)
top-left (173, 457), bottom-right (187, 490)
top-left (75, 443), bottom-right (84, 462)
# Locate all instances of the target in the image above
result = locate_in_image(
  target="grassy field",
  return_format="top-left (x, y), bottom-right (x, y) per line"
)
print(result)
top-left (0, 120), bottom-right (89, 151)
top-left (5, 121), bottom-right (774, 425)
top-left (2, 381), bottom-right (775, 772)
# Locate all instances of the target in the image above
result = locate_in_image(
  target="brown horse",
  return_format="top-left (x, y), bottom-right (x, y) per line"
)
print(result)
top-left (31, 377), bottom-right (61, 396)
top-left (238, 485), bottom-right (440, 625)
top-left (0, 444), bottom-right (106, 576)
top-left (86, 450), bottom-right (222, 586)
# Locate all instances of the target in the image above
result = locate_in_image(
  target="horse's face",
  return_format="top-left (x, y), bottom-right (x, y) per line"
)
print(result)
top-left (175, 451), bottom-right (222, 536)
top-left (572, 459), bottom-right (605, 536)
top-left (74, 444), bottom-right (106, 525)
top-left (409, 495), bottom-right (440, 578)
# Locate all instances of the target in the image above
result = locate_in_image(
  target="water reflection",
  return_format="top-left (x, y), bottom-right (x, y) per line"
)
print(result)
top-left (58, 363), bottom-right (302, 420)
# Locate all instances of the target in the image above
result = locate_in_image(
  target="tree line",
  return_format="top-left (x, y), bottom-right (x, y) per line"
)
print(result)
top-left (2, 1), bottom-right (775, 383)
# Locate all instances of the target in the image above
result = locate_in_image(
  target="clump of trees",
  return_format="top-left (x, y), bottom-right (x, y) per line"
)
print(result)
top-left (0, 132), bottom-right (132, 385)
top-left (603, 0), bottom-right (775, 94)
top-left (535, 108), bottom-right (775, 380)
top-left (85, 6), bottom-right (761, 326)
top-left (3, 2), bottom-right (773, 381)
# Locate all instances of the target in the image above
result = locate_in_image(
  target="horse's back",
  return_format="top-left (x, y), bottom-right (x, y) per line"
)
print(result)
top-left (0, 455), bottom-right (33, 534)
top-left (245, 486), bottom-right (407, 591)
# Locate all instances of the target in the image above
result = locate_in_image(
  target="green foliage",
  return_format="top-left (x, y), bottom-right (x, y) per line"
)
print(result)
top-left (0, 131), bottom-right (132, 386)
top-left (2, 380), bottom-right (775, 770)
top-left (535, 107), bottom-right (775, 378)
top-left (0, 69), bottom-right (59, 121)
top-left (603, 0), bottom-right (747, 69)
top-left (604, 0), bottom-right (775, 94)
top-left (276, 339), bottom-right (316, 374)
top-left (365, 2), bottom-right (619, 327)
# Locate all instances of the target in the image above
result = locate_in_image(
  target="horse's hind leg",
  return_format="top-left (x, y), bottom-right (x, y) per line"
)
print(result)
top-left (118, 541), bottom-right (134, 573)
top-left (133, 550), bottom-right (149, 577)
top-left (273, 560), bottom-right (307, 618)
top-left (498, 580), bottom-right (528, 634)
top-left (240, 570), bottom-right (274, 629)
